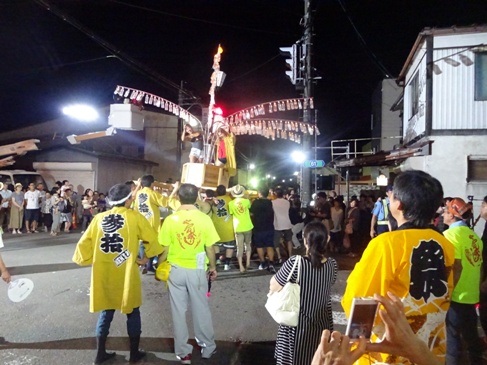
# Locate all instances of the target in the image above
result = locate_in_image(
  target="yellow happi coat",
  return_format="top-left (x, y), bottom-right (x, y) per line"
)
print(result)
top-left (135, 187), bottom-right (168, 231)
top-left (73, 206), bottom-right (163, 314)
top-left (342, 228), bottom-right (455, 365)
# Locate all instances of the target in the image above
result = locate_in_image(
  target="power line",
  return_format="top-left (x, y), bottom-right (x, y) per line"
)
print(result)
top-left (33, 0), bottom-right (199, 100)
top-left (336, 0), bottom-right (393, 78)
top-left (227, 54), bottom-right (281, 84)
top-left (109, 0), bottom-right (298, 37)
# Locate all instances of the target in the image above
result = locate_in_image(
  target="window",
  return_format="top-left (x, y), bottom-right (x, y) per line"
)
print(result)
top-left (475, 52), bottom-right (487, 101)
top-left (467, 156), bottom-right (487, 182)
top-left (409, 73), bottom-right (419, 117)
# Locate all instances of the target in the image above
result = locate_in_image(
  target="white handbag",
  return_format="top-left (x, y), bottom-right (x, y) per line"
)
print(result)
top-left (265, 256), bottom-right (301, 327)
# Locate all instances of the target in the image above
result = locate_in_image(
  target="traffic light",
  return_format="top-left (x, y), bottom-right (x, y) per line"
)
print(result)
top-left (279, 44), bottom-right (298, 85)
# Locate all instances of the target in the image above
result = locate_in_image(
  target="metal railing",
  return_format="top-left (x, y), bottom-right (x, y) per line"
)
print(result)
top-left (330, 136), bottom-right (402, 162)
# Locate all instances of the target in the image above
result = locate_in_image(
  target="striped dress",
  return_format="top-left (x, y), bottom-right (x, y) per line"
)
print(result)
top-left (274, 255), bottom-right (337, 365)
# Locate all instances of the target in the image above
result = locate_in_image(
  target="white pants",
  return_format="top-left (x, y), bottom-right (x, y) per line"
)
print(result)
top-left (291, 223), bottom-right (304, 248)
top-left (168, 265), bottom-right (216, 359)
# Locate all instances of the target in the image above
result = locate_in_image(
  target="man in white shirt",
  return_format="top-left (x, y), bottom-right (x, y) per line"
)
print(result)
top-left (0, 182), bottom-right (12, 232)
top-left (272, 188), bottom-right (293, 263)
top-left (24, 182), bottom-right (41, 233)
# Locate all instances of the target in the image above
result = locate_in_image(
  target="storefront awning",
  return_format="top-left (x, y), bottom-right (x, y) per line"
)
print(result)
top-left (333, 140), bottom-right (432, 168)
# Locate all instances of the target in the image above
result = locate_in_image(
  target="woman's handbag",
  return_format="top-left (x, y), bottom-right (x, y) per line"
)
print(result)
top-left (265, 256), bottom-right (302, 327)
top-left (155, 261), bottom-right (171, 282)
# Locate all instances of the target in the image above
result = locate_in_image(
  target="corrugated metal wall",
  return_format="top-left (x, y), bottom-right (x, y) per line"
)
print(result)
top-left (433, 48), bottom-right (487, 130)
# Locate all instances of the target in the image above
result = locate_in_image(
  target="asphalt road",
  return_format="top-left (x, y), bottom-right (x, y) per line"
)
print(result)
top-left (0, 230), bottom-right (358, 365)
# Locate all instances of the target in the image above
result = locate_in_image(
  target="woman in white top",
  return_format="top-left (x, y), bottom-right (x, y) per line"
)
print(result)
top-left (329, 199), bottom-right (344, 253)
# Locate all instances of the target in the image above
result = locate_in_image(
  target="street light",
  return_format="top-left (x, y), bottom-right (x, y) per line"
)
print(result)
top-left (291, 151), bottom-right (306, 204)
top-left (62, 104), bottom-right (99, 122)
top-left (247, 163), bottom-right (256, 186)
top-left (249, 177), bottom-right (258, 189)
top-left (291, 151), bottom-right (306, 164)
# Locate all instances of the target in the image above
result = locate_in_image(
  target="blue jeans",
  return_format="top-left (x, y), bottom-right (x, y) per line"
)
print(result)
top-left (446, 301), bottom-right (483, 365)
top-left (95, 307), bottom-right (141, 337)
top-left (139, 241), bottom-right (156, 271)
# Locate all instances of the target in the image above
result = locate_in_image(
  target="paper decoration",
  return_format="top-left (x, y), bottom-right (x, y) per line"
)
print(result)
top-left (113, 85), bottom-right (202, 126)
top-left (113, 86), bottom-right (319, 144)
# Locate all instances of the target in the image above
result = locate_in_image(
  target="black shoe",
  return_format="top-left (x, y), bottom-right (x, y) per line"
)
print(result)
top-left (129, 350), bottom-right (146, 363)
top-left (129, 336), bottom-right (146, 363)
top-left (94, 336), bottom-right (116, 364)
top-left (94, 352), bottom-right (116, 365)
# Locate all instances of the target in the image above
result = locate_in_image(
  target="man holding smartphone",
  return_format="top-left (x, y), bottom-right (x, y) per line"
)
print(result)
top-left (342, 170), bottom-right (455, 364)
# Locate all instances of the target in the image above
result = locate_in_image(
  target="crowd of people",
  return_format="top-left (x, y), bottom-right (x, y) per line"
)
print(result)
top-left (1, 170), bottom-right (487, 365)
top-left (0, 179), bottom-right (107, 237)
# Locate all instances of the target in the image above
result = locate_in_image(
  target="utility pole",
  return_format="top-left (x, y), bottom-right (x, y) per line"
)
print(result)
top-left (301, 0), bottom-right (314, 206)
top-left (279, 1), bottom-right (321, 204)
top-left (176, 81), bottom-right (184, 173)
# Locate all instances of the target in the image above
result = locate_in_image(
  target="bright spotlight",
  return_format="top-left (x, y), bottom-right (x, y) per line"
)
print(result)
top-left (250, 177), bottom-right (258, 188)
top-left (291, 151), bottom-right (306, 164)
top-left (293, 171), bottom-right (299, 176)
top-left (62, 104), bottom-right (99, 122)
top-left (249, 163), bottom-right (255, 170)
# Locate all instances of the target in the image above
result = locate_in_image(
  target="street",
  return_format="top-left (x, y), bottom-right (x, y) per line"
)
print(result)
top-left (0, 230), bottom-right (356, 365)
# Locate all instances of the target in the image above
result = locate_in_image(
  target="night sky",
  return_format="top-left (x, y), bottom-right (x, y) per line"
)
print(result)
top-left (2, 0), bottom-right (487, 171)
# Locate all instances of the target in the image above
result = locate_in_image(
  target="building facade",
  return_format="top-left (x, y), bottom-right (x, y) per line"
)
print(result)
top-left (398, 26), bottom-right (487, 234)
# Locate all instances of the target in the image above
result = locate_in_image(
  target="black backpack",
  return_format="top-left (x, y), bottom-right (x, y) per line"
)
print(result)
top-left (62, 199), bottom-right (72, 213)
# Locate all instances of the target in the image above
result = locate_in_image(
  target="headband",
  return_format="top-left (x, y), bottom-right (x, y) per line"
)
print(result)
top-left (108, 191), bottom-right (133, 206)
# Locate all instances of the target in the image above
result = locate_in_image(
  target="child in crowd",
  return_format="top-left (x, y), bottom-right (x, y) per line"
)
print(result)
top-left (97, 193), bottom-right (107, 212)
top-left (41, 191), bottom-right (53, 233)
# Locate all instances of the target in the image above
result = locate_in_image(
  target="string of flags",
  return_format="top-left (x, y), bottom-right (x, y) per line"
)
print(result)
top-left (225, 97), bottom-right (314, 124)
top-left (229, 118), bottom-right (319, 144)
top-left (225, 98), bottom-right (319, 143)
top-left (113, 86), bottom-right (319, 144)
top-left (113, 85), bottom-right (201, 127)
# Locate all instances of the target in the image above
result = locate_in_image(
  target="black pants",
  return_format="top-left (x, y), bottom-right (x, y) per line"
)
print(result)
top-left (446, 301), bottom-right (483, 365)
top-left (43, 213), bottom-right (53, 230)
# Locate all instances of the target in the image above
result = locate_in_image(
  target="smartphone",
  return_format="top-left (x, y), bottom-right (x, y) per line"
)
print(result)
top-left (345, 297), bottom-right (379, 341)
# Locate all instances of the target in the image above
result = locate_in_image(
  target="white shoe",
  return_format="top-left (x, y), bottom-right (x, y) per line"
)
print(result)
top-left (258, 263), bottom-right (264, 270)
top-left (224, 264), bottom-right (230, 271)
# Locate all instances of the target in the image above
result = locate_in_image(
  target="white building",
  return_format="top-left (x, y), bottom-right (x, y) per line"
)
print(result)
top-left (371, 79), bottom-right (402, 152)
top-left (398, 25), bottom-right (487, 233)
top-left (332, 25), bottom-right (487, 235)
top-left (0, 105), bottom-right (185, 193)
